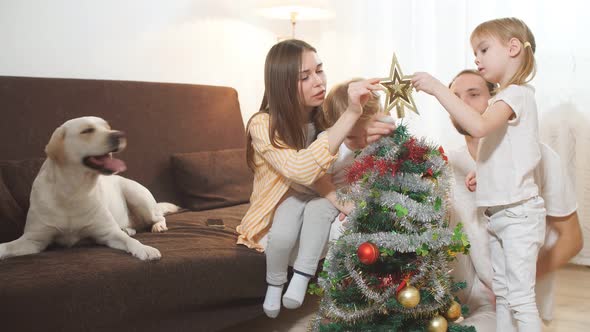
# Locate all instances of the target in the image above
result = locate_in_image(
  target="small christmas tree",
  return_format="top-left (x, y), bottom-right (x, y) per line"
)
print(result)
top-left (311, 124), bottom-right (474, 332)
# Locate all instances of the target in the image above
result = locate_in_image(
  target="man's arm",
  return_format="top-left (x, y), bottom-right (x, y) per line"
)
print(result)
top-left (537, 211), bottom-right (584, 278)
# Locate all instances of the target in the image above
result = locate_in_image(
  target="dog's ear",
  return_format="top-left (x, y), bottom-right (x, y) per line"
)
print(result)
top-left (45, 126), bottom-right (66, 164)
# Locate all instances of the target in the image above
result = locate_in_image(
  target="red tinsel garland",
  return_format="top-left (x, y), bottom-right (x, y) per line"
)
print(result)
top-left (438, 146), bottom-right (448, 163)
top-left (345, 140), bottom-right (448, 184)
top-left (346, 155), bottom-right (376, 183)
top-left (403, 138), bottom-right (429, 163)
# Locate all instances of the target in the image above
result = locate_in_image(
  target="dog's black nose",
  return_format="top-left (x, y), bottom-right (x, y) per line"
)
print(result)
top-left (109, 131), bottom-right (126, 147)
top-left (111, 131), bottom-right (126, 139)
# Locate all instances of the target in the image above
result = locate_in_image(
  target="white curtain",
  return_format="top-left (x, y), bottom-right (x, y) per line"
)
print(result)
top-left (310, 0), bottom-right (590, 264)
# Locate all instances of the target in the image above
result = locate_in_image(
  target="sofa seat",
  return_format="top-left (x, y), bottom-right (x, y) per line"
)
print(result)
top-left (0, 204), bottom-right (266, 332)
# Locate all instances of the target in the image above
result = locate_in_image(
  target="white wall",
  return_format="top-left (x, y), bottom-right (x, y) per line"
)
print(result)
top-left (2, 0), bottom-right (590, 262)
top-left (1, 1), bottom-right (588, 137)
top-left (0, 0), bottom-right (282, 126)
top-left (0, 0), bottom-right (382, 127)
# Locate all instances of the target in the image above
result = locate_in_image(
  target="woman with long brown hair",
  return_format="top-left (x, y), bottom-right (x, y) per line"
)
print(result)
top-left (236, 39), bottom-right (394, 318)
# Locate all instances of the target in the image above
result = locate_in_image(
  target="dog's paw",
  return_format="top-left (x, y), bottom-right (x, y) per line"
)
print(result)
top-left (123, 227), bottom-right (137, 236)
top-left (151, 221), bottom-right (168, 233)
top-left (132, 245), bottom-right (161, 261)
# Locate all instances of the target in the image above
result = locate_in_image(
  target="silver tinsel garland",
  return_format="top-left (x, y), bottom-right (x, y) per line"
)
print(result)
top-left (313, 126), bottom-right (467, 330)
top-left (333, 229), bottom-right (455, 254)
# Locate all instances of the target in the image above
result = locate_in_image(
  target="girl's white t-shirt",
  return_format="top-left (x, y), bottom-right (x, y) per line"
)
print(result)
top-left (475, 84), bottom-right (541, 207)
top-left (449, 142), bottom-right (577, 324)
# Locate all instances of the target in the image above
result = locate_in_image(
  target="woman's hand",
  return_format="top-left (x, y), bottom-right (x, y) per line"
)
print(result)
top-left (344, 113), bottom-right (396, 150)
top-left (348, 78), bottom-right (384, 113)
top-left (411, 72), bottom-right (445, 96)
top-left (367, 114), bottom-right (396, 145)
top-left (328, 80), bottom-right (383, 154)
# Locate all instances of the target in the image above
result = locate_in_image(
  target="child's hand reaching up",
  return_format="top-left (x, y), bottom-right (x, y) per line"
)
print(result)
top-left (465, 171), bottom-right (477, 192)
top-left (411, 72), bottom-right (445, 96)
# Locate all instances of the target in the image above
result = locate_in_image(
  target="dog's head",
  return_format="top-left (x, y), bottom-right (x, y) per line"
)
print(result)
top-left (45, 116), bottom-right (128, 175)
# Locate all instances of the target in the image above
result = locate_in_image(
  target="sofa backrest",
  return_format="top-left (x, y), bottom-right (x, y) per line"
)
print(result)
top-left (0, 76), bottom-right (246, 204)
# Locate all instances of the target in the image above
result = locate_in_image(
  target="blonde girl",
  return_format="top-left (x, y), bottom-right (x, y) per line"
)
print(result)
top-left (412, 17), bottom-right (545, 332)
top-left (317, 78), bottom-right (384, 240)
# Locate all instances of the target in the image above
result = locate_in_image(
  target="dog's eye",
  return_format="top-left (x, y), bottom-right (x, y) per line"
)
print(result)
top-left (80, 128), bottom-right (95, 134)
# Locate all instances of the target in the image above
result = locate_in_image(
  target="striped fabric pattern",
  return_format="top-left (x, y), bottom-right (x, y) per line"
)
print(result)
top-left (236, 113), bottom-right (337, 251)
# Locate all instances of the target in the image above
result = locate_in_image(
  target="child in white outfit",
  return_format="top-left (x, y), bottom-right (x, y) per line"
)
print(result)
top-left (317, 79), bottom-right (385, 240)
top-left (412, 17), bottom-right (545, 332)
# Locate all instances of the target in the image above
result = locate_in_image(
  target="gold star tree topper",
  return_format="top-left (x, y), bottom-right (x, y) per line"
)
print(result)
top-left (380, 53), bottom-right (419, 118)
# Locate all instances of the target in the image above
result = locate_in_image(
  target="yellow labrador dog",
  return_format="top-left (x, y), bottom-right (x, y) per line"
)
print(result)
top-left (0, 116), bottom-right (178, 261)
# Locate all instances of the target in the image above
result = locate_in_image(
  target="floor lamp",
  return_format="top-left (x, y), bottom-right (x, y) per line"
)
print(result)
top-left (257, 5), bottom-right (333, 40)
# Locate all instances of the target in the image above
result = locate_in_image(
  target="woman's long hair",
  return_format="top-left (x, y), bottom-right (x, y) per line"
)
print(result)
top-left (247, 39), bottom-right (329, 171)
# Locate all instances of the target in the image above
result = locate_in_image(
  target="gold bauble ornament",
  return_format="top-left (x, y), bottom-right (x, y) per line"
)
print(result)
top-left (396, 285), bottom-right (420, 308)
top-left (428, 315), bottom-right (448, 332)
top-left (445, 300), bottom-right (462, 321)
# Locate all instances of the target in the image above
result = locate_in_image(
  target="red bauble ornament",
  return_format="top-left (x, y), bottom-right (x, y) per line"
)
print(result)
top-left (357, 242), bottom-right (380, 265)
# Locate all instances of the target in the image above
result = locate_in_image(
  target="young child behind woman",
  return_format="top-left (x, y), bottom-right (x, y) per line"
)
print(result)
top-left (413, 17), bottom-right (545, 332)
top-left (317, 79), bottom-right (385, 240)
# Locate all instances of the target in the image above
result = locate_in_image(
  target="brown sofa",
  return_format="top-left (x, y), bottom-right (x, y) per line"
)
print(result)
top-left (0, 76), bottom-right (266, 332)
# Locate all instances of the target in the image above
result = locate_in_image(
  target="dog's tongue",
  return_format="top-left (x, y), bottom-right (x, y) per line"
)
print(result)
top-left (90, 155), bottom-right (127, 173)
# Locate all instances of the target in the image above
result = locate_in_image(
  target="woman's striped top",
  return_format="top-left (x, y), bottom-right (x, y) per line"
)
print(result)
top-left (236, 113), bottom-right (337, 251)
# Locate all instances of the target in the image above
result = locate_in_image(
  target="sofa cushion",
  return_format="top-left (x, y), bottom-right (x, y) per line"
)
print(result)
top-left (171, 148), bottom-right (253, 211)
top-left (0, 171), bottom-right (25, 243)
top-left (0, 203), bottom-right (266, 332)
top-left (0, 158), bottom-right (45, 212)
